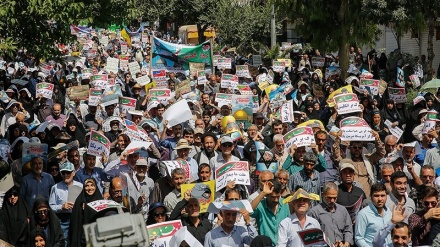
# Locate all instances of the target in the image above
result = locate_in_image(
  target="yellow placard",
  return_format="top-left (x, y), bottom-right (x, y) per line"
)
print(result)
top-left (327, 85), bottom-right (353, 107)
top-left (277, 59), bottom-right (292, 67)
top-left (181, 180), bottom-right (215, 213)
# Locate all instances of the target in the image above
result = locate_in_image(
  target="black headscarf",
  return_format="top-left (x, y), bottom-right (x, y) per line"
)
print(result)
top-left (65, 114), bottom-right (87, 147)
top-left (69, 178), bottom-right (103, 247)
top-left (0, 186), bottom-right (30, 246)
top-left (30, 228), bottom-right (46, 247)
top-left (29, 196), bottom-right (64, 247)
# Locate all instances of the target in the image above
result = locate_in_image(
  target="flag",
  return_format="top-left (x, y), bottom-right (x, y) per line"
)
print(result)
top-left (124, 119), bottom-right (138, 132)
top-left (121, 29), bottom-right (132, 47)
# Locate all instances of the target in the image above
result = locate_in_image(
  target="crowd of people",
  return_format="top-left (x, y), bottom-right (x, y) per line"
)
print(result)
top-left (0, 26), bottom-right (440, 247)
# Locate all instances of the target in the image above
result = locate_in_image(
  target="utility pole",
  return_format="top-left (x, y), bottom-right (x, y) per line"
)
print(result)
top-left (271, 4), bottom-right (276, 48)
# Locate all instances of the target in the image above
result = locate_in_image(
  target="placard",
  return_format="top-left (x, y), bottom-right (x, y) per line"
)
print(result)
top-left (231, 94), bottom-right (253, 128)
top-left (128, 61), bottom-right (141, 75)
top-left (147, 221), bottom-right (183, 247)
top-left (215, 93), bottom-right (233, 107)
top-left (297, 228), bottom-right (333, 247)
top-left (217, 58), bottom-right (232, 69)
top-left (334, 93), bottom-right (362, 115)
top-left (215, 161), bottom-right (250, 191)
top-left (91, 74), bottom-right (108, 89)
top-left (207, 200), bottom-right (254, 214)
top-left (180, 180), bottom-right (215, 213)
top-left (311, 57), bottom-right (325, 67)
top-left (119, 96), bottom-right (137, 113)
top-left (121, 43), bottom-right (128, 54)
top-left (87, 130), bottom-right (111, 157)
top-left (255, 141), bottom-right (278, 173)
top-left (237, 85), bottom-right (253, 95)
top-left (124, 119), bottom-right (148, 142)
top-left (253, 55), bottom-right (262, 66)
top-left (135, 75), bottom-right (151, 86)
top-left (236, 65), bottom-right (250, 78)
top-left (283, 126), bottom-right (315, 150)
top-left (22, 143), bottom-right (48, 168)
top-left (409, 74), bottom-right (420, 88)
top-left (106, 57), bottom-right (119, 73)
top-left (69, 84), bottom-right (90, 101)
top-left (36, 83), bottom-right (54, 99)
top-left (162, 99), bottom-right (192, 128)
top-left (384, 120), bottom-right (403, 141)
top-left (422, 110), bottom-right (438, 134)
top-left (272, 61), bottom-right (286, 73)
top-left (152, 70), bottom-right (167, 88)
top-left (360, 79), bottom-right (379, 95)
top-left (149, 89), bottom-right (171, 105)
top-left (277, 59), bottom-right (292, 67)
top-left (221, 74), bottom-right (238, 89)
top-left (119, 55), bottom-right (129, 71)
top-left (88, 88), bottom-right (102, 106)
top-left (197, 71), bottom-right (208, 85)
top-left (388, 87), bottom-right (407, 104)
top-left (175, 79), bottom-right (191, 96)
top-left (161, 160), bottom-right (191, 181)
top-left (189, 62), bottom-right (205, 73)
top-left (340, 117), bottom-right (375, 141)
top-left (281, 100), bottom-right (294, 123)
top-left (252, 96), bottom-right (259, 113)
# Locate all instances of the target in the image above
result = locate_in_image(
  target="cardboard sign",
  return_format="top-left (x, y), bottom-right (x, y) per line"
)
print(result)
top-left (106, 57), bottom-right (119, 73)
top-left (135, 75), bottom-right (151, 86)
top-left (217, 58), bottom-right (232, 69)
top-left (334, 93), bottom-right (362, 115)
top-left (231, 95), bottom-right (253, 128)
top-left (422, 110), bottom-right (438, 134)
top-left (162, 160), bottom-right (191, 181)
top-left (281, 100), bottom-right (294, 123)
top-left (119, 96), bottom-right (137, 113)
top-left (150, 89), bottom-right (171, 105)
top-left (384, 120), bottom-right (403, 141)
top-left (215, 161), bottom-right (250, 191)
top-left (197, 71), bottom-right (208, 85)
top-left (36, 83), bottom-right (54, 99)
top-left (152, 70), bottom-right (167, 88)
top-left (87, 130), bottom-right (111, 157)
top-left (91, 74), bottom-right (109, 89)
top-left (215, 93), bottom-right (233, 107)
top-left (221, 74), bottom-right (238, 89)
top-left (189, 62), bottom-right (205, 73)
top-left (124, 119), bottom-right (148, 142)
top-left (236, 65), bottom-right (250, 77)
top-left (311, 57), bottom-right (325, 67)
top-left (69, 84), bottom-right (90, 101)
top-left (379, 79), bottom-right (388, 95)
top-left (87, 200), bottom-right (122, 212)
top-left (388, 87), bottom-right (407, 104)
top-left (272, 61), bottom-right (286, 73)
top-left (180, 180), bottom-right (215, 213)
top-left (88, 88), bottom-right (102, 106)
top-left (175, 79), bottom-right (191, 96)
top-left (147, 221), bottom-right (183, 247)
top-left (128, 61), bottom-right (141, 75)
top-left (22, 143), bottom-right (48, 168)
top-left (360, 79), bottom-right (379, 95)
top-left (283, 126), bottom-right (316, 150)
top-left (237, 85), bottom-right (253, 95)
top-left (162, 99), bottom-right (192, 128)
top-left (340, 117), bottom-right (375, 141)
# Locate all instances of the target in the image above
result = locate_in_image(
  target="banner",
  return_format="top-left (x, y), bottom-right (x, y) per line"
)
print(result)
top-left (217, 58), bottom-right (232, 69)
top-left (197, 71), bottom-right (208, 85)
top-left (360, 79), bottom-right (379, 95)
top-left (88, 88), bottom-right (102, 106)
top-left (215, 161), bottom-right (250, 191)
top-left (283, 126), bottom-right (315, 150)
top-left (340, 117), bottom-right (374, 141)
top-left (255, 142), bottom-right (278, 173)
top-left (215, 93), bottom-right (233, 107)
top-left (388, 87), bottom-right (407, 104)
top-left (36, 83), bottom-right (54, 99)
top-left (151, 37), bottom-right (212, 71)
top-left (221, 74), bottom-right (238, 89)
top-left (87, 130), bottom-right (111, 157)
top-left (311, 57), bottom-right (325, 67)
top-left (119, 96), bottom-right (137, 113)
top-left (334, 93), bottom-right (362, 115)
top-left (236, 65), bottom-right (250, 77)
top-left (281, 100), bottom-right (294, 123)
top-left (147, 220), bottom-right (183, 247)
top-left (180, 180), bottom-right (215, 213)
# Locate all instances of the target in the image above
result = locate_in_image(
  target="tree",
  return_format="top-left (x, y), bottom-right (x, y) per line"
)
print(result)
top-left (275, 0), bottom-right (378, 79)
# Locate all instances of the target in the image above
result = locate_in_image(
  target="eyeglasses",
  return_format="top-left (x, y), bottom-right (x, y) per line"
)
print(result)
top-left (61, 171), bottom-right (73, 175)
top-left (222, 143), bottom-right (233, 148)
top-left (153, 212), bottom-right (166, 217)
top-left (422, 176), bottom-right (435, 180)
top-left (36, 209), bottom-right (48, 215)
top-left (424, 201), bottom-right (438, 206)
top-left (350, 146), bottom-right (363, 150)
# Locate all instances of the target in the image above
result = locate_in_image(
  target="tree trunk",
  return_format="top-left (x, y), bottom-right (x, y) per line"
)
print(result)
top-left (338, 0), bottom-right (349, 79)
top-left (427, 18), bottom-right (435, 80)
top-left (197, 23), bottom-right (207, 44)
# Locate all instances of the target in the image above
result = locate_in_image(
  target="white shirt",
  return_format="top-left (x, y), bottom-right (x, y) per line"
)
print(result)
top-left (277, 213), bottom-right (321, 247)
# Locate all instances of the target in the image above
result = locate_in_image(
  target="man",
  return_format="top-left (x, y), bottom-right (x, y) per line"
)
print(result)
top-left (104, 119), bottom-right (122, 143)
top-left (332, 130), bottom-right (385, 196)
top-left (373, 206), bottom-right (412, 247)
top-left (421, 129), bottom-right (439, 167)
top-left (309, 182), bottom-right (353, 247)
top-left (204, 207), bottom-right (256, 247)
top-left (275, 169), bottom-right (291, 198)
top-left (380, 164), bottom-right (395, 193)
top-left (20, 157), bottom-right (55, 207)
top-left (174, 139), bottom-right (199, 181)
top-left (337, 159), bottom-right (366, 224)
top-left (263, 120), bottom-right (283, 148)
top-left (67, 148), bottom-right (81, 171)
top-left (249, 170), bottom-right (274, 201)
top-left (83, 105), bottom-right (100, 131)
top-left (288, 152), bottom-right (321, 205)
top-left (170, 195), bottom-right (212, 244)
top-left (271, 134), bottom-right (289, 167)
top-left (355, 183), bottom-right (392, 247)
top-left (109, 150), bottom-right (140, 178)
top-left (282, 144), bottom-right (307, 175)
top-left (209, 136), bottom-right (239, 171)
top-left (131, 83), bottom-right (147, 111)
top-left (418, 165), bottom-right (435, 187)
top-left (160, 120), bottom-right (182, 154)
top-left (74, 153), bottom-right (109, 194)
top-left (196, 163), bottom-right (212, 182)
top-left (315, 130), bottom-right (338, 185)
top-left (164, 168), bottom-right (186, 212)
top-left (408, 186), bottom-right (440, 246)
top-left (49, 162), bottom-right (82, 245)
top-left (385, 171), bottom-right (415, 222)
top-left (109, 177), bottom-right (123, 204)
top-left (126, 159), bottom-right (154, 219)
top-left (152, 103), bottom-right (165, 133)
top-left (253, 112), bottom-right (265, 132)
top-left (45, 103), bottom-right (66, 127)
top-left (171, 128), bottom-right (200, 160)
top-left (250, 179), bottom-right (290, 245)
top-left (277, 188), bottom-right (321, 247)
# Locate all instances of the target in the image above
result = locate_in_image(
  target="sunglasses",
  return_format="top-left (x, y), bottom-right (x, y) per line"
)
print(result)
top-left (153, 212), bottom-right (166, 217)
top-left (222, 143), bottom-right (233, 148)
top-left (228, 198), bottom-right (240, 201)
top-left (36, 209), bottom-right (48, 215)
top-left (61, 171), bottom-right (73, 175)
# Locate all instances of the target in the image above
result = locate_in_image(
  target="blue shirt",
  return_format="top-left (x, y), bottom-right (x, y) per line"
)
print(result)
top-left (74, 167), bottom-right (109, 194)
top-left (355, 203), bottom-right (392, 247)
top-left (20, 172), bottom-right (55, 208)
top-left (204, 224), bottom-right (257, 247)
top-left (160, 137), bottom-right (178, 154)
top-left (49, 180), bottom-right (83, 214)
top-left (415, 142), bottom-right (437, 165)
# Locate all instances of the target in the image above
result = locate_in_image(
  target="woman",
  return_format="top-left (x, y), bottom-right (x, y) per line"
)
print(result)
top-left (108, 133), bottom-right (131, 163)
top-left (147, 202), bottom-right (169, 225)
top-left (69, 178), bottom-right (103, 247)
top-left (371, 111), bottom-right (388, 141)
top-left (29, 196), bottom-right (64, 247)
top-left (30, 228), bottom-right (47, 247)
top-left (381, 99), bottom-right (402, 128)
top-left (360, 96), bottom-right (376, 126)
top-left (0, 186), bottom-right (30, 246)
top-left (18, 88), bottom-right (35, 124)
top-left (304, 101), bottom-right (320, 119)
top-left (65, 116), bottom-right (86, 147)
top-left (0, 100), bottom-right (29, 137)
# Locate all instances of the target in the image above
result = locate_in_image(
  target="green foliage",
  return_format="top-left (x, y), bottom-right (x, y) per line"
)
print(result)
top-left (0, 37), bottom-right (17, 59)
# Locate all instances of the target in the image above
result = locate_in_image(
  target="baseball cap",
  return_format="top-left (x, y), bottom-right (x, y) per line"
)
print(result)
top-left (221, 136), bottom-right (233, 144)
top-left (60, 162), bottom-right (74, 172)
top-left (136, 159), bottom-right (149, 167)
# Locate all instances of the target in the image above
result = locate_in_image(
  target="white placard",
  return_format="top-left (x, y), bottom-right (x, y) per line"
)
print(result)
top-left (340, 117), bottom-right (375, 141)
top-left (128, 61), bottom-right (141, 75)
top-left (281, 101), bottom-right (294, 123)
top-left (162, 99), bottom-right (192, 128)
top-left (215, 161), bottom-right (250, 191)
top-left (283, 127), bottom-right (316, 150)
top-left (36, 83), bottom-right (54, 99)
top-left (106, 57), bottom-right (119, 73)
top-left (215, 93), bottom-right (233, 107)
top-left (217, 58), bottom-right (232, 69)
top-left (384, 120), bottom-right (403, 141)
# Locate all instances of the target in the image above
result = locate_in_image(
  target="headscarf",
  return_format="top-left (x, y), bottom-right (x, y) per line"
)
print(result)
top-left (69, 178), bottom-right (103, 247)
top-left (0, 186), bottom-right (30, 246)
top-left (29, 196), bottom-right (64, 247)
